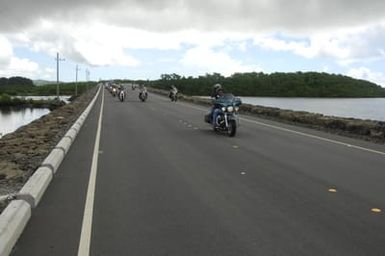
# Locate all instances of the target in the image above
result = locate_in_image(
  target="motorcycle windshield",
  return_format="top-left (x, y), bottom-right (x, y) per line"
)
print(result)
top-left (214, 94), bottom-right (242, 107)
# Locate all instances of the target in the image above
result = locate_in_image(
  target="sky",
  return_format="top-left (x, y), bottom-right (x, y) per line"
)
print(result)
top-left (1, 0), bottom-right (385, 86)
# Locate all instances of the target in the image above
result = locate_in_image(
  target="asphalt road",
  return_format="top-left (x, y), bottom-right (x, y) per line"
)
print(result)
top-left (12, 88), bottom-right (385, 255)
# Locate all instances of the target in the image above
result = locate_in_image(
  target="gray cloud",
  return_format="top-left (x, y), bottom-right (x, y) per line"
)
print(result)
top-left (1, 0), bottom-right (385, 33)
top-left (2, 0), bottom-right (385, 72)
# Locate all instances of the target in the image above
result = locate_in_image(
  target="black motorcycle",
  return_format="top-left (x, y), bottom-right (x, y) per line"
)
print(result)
top-left (139, 89), bottom-right (148, 102)
top-left (169, 89), bottom-right (178, 102)
top-left (118, 90), bottom-right (126, 102)
top-left (204, 94), bottom-right (241, 137)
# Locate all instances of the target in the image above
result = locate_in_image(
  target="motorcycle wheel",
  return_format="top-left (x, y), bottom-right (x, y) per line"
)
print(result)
top-left (227, 120), bottom-right (237, 137)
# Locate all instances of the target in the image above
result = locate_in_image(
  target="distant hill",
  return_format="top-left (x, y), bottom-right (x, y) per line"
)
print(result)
top-left (150, 72), bottom-right (385, 97)
top-left (33, 80), bottom-right (55, 86)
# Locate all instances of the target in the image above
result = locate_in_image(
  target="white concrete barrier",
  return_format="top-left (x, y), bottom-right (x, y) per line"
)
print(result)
top-left (65, 128), bottom-right (77, 140)
top-left (41, 148), bottom-right (65, 174)
top-left (56, 136), bottom-right (73, 154)
top-left (19, 167), bottom-right (53, 208)
top-left (72, 122), bottom-right (82, 133)
top-left (0, 200), bottom-right (31, 256)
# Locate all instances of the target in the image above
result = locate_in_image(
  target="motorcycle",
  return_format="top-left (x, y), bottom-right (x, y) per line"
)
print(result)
top-left (118, 90), bottom-right (126, 102)
top-left (112, 87), bottom-right (117, 97)
top-left (139, 89), bottom-right (148, 102)
top-left (169, 90), bottom-right (178, 102)
top-left (204, 94), bottom-right (242, 137)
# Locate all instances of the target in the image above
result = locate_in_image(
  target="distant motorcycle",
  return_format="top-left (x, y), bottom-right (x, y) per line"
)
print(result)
top-left (118, 90), bottom-right (126, 102)
top-left (204, 94), bottom-right (242, 137)
top-left (139, 89), bottom-right (148, 102)
top-left (112, 88), bottom-right (117, 97)
top-left (169, 89), bottom-right (178, 102)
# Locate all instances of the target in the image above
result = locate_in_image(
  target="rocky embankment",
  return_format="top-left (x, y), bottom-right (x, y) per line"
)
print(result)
top-left (0, 87), bottom-right (97, 211)
top-left (149, 88), bottom-right (385, 143)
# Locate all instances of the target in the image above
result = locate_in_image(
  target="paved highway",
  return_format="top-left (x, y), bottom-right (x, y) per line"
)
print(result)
top-left (12, 88), bottom-right (385, 255)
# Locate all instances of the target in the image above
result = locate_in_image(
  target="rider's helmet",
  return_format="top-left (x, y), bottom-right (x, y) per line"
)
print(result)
top-left (213, 83), bottom-right (222, 91)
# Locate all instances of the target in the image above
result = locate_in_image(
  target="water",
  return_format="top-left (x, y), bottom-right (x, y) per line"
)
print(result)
top-left (0, 95), bottom-right (71, 138)
top-left (240, 97), bottom-right (385, 121)
top-left (0, 107), bottom-right (50, 138)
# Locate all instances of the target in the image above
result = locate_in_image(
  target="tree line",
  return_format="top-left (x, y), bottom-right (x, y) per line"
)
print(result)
top-left (0, 76), bottom-right (96, 96)
top-left (0, 77), bottom-right (35, 95)
top-left (3, 72), bottom-right (385, 98)
top-left (147, 72), bottom-right (385, 97)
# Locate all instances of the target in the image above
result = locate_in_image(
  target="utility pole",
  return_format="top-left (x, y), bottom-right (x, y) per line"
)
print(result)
top-left (85, 69), bottom-right (90, 91)
top-left (75, 65), bottom-right (81, 96)
top-left (85, 68), bottom-right (90, 81)
top-left (55, 52), bottom-right (65, 99)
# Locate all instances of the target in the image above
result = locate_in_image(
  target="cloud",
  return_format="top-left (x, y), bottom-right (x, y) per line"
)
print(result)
top-left (1, 0), bottom-right (385, 81)
top-left (2, 0), bottom-right (385, 33)
top-left (0, 36), bottom-right (13, 67)
top-left (347, 67), bottom-right (385, 86)
top-left (8, 20), bottom-right (254, 68)
top-left (0, 35), bottom-right (43, 78)
top-left (253, 23), bottom-right (385, 64)
top-left (180, 46), bottom-right (261, 76)
top-left (8, 21), bottom-right (144, 67)
top-left (3, 1), bottom-right (385, 65)
top-left (0, 57), bottom-right (40, 78)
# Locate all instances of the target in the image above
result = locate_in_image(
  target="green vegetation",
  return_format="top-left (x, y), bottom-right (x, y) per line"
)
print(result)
top-left (147, 72), bottom-right (385, 97)
top-left (0, 76), bottom-right (34, 95)
top-left (0, 93), bottom-right (63, 109)
top-left (0, 76), bottom-right (97, 96)
top-left (31, 82), bottom-right (96, 96)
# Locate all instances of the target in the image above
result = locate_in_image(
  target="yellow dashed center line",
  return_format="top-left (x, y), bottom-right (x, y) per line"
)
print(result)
top-left (328, 188), bottom-right (337, 193)
top-left (371, 208), bottom-right (382, 213)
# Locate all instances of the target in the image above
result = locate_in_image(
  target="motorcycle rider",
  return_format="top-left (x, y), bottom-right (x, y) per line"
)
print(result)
top-left (139, 84), bottom-right (148, 99)
top-left (169, 85), bottom-right (178, 100)
top-left (118, 85), bottom-right (126, 101)
top-left (211, 83), bottom-right (223, 99)
top-left (210, 84), bottom-right (225, 126)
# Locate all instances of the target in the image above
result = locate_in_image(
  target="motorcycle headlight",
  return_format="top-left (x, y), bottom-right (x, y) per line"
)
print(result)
top-left (221, 107), bottom-right (226, 112)
top-left (227, 106), bottom-right (234, 112)
top-left (235, 106), bottom-right (239, 112)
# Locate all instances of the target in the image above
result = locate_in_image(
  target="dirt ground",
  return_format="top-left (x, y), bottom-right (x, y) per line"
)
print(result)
top-left (0, 87), bottom-right (98, 208)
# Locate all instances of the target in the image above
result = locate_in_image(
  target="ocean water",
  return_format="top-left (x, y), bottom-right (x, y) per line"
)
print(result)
top-left (239, 97), bottom-right (385, 121)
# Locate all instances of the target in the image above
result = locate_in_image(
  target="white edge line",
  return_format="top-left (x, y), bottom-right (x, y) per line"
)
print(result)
top-left (175, 99), bottom-right (385, 157)
top-left (77, 88), bottom-right (104, 256)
